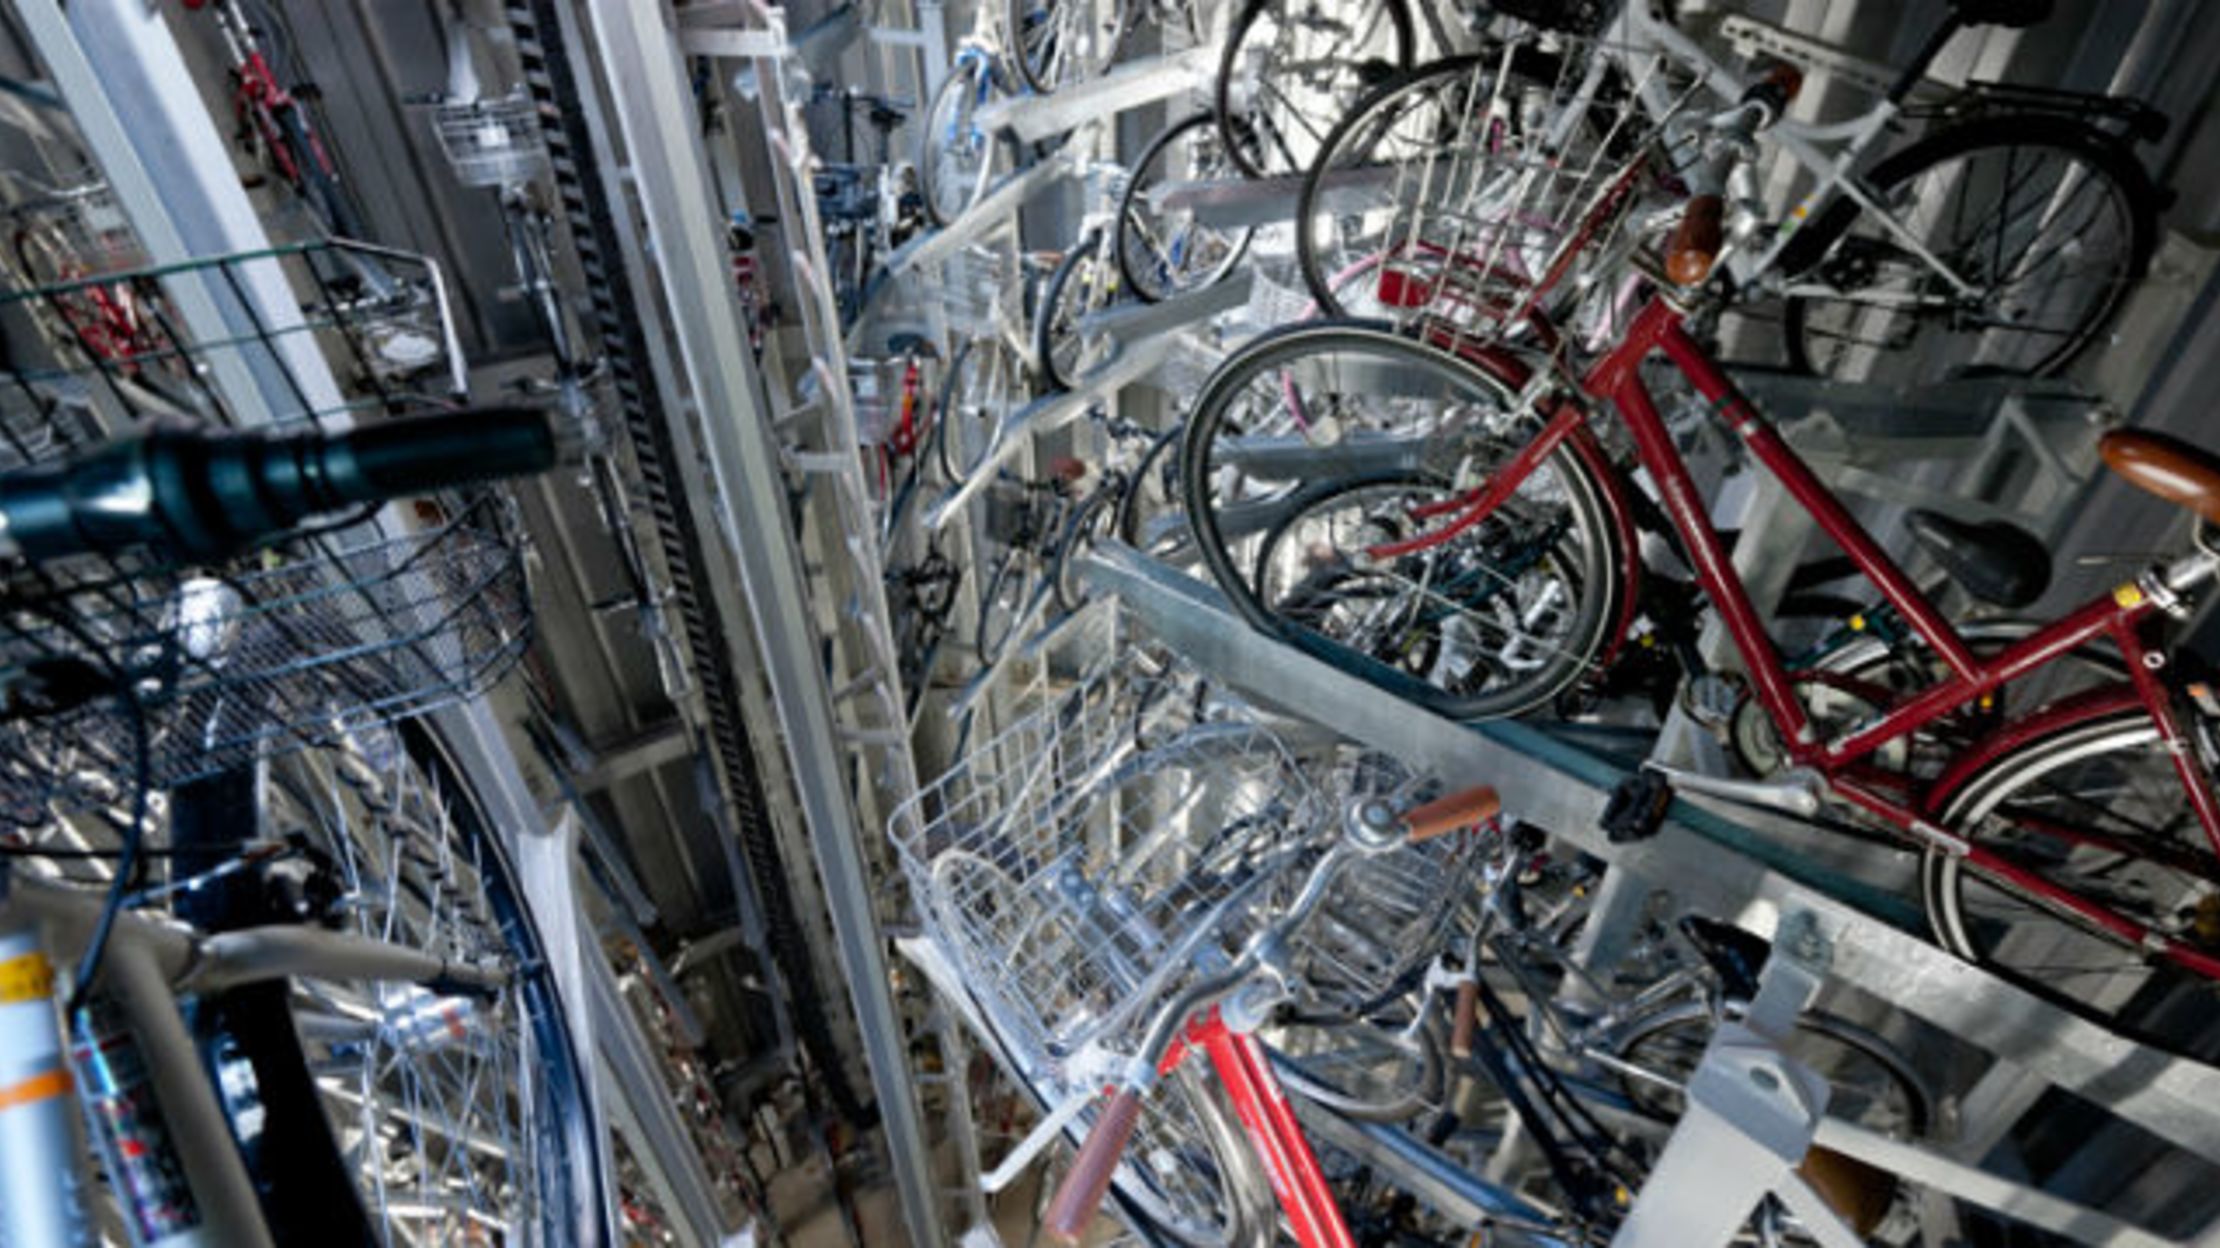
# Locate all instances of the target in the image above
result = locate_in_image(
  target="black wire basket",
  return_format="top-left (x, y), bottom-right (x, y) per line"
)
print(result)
top-left (0, 235), bottom-right (534, 823)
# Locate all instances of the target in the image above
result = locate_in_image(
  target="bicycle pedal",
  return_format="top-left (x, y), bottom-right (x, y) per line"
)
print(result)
top-left (1602, 770), bottom-right (1673, 844)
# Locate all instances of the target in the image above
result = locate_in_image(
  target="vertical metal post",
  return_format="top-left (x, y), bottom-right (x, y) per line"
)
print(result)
top-left (573, 2), bottom-right (946, 1242)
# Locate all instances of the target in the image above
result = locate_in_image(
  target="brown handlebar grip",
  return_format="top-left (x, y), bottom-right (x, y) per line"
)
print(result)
top-left (1405, 785), bottom-right (1501, 842)
top-left (1665, 195), bottom-right (1726, 287)
top-left (1043, 1088), bottom-right (1144, 1245)
top-left (1449, 980), bottom-right (1480, 1060)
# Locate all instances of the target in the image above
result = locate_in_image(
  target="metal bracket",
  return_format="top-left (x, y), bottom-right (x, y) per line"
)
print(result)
top-left (973, 47), bottom-right (1215, 144)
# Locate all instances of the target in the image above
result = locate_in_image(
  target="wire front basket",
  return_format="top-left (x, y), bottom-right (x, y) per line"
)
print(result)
top-left (432, 93), bottom-right (552, 189)
top-left (1303, 26), bottom-right (1706, 362)
top-left (0, 240), bottom-right (529, 823)
top-left (0, 495), bottom-right (530, 822)
top-left (891, 668), bottom-right (1484, 1069)
top-left (892, 678), bottom-right (1328, 1064)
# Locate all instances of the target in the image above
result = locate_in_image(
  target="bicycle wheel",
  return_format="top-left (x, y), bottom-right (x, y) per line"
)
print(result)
top-left (976, 549), bottom-right (1038, 665)
top-left (1215, 0), bottom-right (1415, 179)
top-left (176, 722), bottom-right (605, 1245)
top-left (1009, 0), bottom-right (1128, 95)
top-left (1115, 422), bottom-right (1189, 559)
top-left (1294, 49), bottom-right (1594, 324)
top-left (1182, 323), bottom-right (1623, 719)
top-left (1051, 479), bottom-right (1123, 614)
top-left (1034, 229), bottom-right (1116, 391)
top-left (1922, 709), bottom-right (2218, 1048)
top-left (935, 335), bottom-right (1028, 484)
top-left (1611, 1002), bottom-right (1931, 1139)
top-left (965, 985), bottom-right (1273, 1247)
top-left (1781, 116), bottom-right (2159, 383)
top-left (919, 57), bottom-right (1006, 228)
top-left (1116, 113), bottom-right (1255, 303)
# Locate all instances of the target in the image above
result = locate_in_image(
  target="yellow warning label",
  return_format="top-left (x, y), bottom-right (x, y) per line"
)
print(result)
top-left (0, 952), bottom-right (54, 1005)
top-left (2114, 583), bottom-right (2146, 609)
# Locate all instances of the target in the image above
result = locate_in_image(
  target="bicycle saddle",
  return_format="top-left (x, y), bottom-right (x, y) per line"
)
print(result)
top-left (1676, 915), bottom-right (1771, 1002)
top-left (1904, 509), bottom-right (2052, 609)
top-left (2100, 430), bottom-right (2220, 527)
top-left (1950, 0), bottom-right (2054, 28)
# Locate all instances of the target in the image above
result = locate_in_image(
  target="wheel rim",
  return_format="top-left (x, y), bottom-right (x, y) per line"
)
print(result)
top-left (1121, 117), bottom-right (1251, 302)
top-left (1184, 329), bottom-right (1618, 719)
top-left (267, 727), bottom-right (591, 1245)
top-left (1793, 141), bottom-right (2141, 381)
top-left (1222, 0), bottom-right (1408, 178)
top-left (1929, 716), bottom-right (2217, 1043)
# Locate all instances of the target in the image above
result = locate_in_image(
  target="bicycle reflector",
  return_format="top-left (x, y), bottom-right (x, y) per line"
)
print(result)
top-left (0, 407), bottom-right (557, 566)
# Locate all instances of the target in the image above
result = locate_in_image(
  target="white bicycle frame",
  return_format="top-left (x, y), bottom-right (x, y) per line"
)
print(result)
top-left (0, 864), bottom-right (505, 1248)
top-left (1602, 5), bottom-right (1983, 302)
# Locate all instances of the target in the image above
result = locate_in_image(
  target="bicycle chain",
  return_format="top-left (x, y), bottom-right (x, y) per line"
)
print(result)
top-left (504, 0), bottom-right (877, 1129)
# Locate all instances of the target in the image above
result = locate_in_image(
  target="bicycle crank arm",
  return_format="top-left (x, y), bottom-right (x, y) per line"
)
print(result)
top-left (1643, 763), bottom-right (1826, 819)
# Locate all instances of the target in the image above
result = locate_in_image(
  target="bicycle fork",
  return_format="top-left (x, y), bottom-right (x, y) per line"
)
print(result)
top-left (1188, 1010), bottom-right (1356, 1248)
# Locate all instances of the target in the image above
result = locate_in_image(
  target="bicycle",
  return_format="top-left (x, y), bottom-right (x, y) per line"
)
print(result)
top-left (890, 677), bottom-right (1494, 1246)
top-left (1295, 2), bottom-right (2162, 383)
top-left (0, 405), bottom-right (605, 1244)
top-left (1115, 110), bottom-right (1257, 305)
top-left (1214, 0), bottom-right (1419, 179)
top-left (1181, 80), bottom-right (2220, 1040)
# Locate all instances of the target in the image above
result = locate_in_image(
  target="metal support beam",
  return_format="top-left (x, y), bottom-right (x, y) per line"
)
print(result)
top-left (576, 720), bottom-right (696, 793)
top-left (973, 47), bottom-right (1214, 144)
top-left (575, 3), bottom-right (945, 1242)
top-left (886, 148), bottom-right (1074, 277)
top-left (925, 334), bottom-right (1176, 530)
top-left (1081, 543), bottom-right (2220, 1160)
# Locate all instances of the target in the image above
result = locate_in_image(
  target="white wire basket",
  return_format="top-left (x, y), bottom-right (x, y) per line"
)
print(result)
top-left (433, 93), bottom-right (551, 188)
top-left (890, 669), bottom-right (1484, 1066)
top-left (1303, 25), bottom-right (1706, 359)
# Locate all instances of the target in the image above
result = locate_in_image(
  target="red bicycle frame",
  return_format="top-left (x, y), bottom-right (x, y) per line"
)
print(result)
top-left (1169, 1009), bottom-right (1356, 1248)
top-left (1411, 294), bottom-right (2220, 980)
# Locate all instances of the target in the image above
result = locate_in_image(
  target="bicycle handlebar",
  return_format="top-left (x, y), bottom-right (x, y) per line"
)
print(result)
top-left (1666, 63), bottom-right (1802, 288)
top-left (0, 407), bottom-right (558, 566)
top-left (1040, 781), bottom-right (1499, 1235)
top-left (1043, 1087), bottom-right (1144, 1244)
top-left (1404, 784), bottom-right (1502, 843)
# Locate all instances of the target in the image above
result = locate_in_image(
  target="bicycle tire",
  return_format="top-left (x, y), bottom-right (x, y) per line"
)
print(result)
top-left (1050, 478), bottom-right (1123, 615)
top-left (935, 335), bottom-right (1024, 485)
top-left (976, 549), bottom-right (1037, 666)
top-left (177, 722), bottom-right (607, 1246)
top-left (1922, 708), bottom-right (2217, 1051)
top-left (1033, 227), bottom-right (1111, 391)
top-left (1009, 0), bottom-right (1130, 96)
top-left (1115, 113), bottom-right (1255, 304)
top-left (1115, 422), bottom-right (1188, 557)
top-left (1780, 115), bottom-right (2159, 383)
top-left (1611, 1001), bottom-right (1932, 1139)
top-left (1293, 49), bottom-right (1574, 321)
top-left (1215, 0), bottom-right (1415, 180)
top-left (918, 57), bottom-right (1003, 229)
top-left (1181, 323), bottom-right (1624, 720)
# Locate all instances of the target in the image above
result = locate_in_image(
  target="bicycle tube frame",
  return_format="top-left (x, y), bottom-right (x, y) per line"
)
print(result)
top-left (1612, 5), bottom-right (1982, 296)
top-left (1432, 294), bottom-right (2220, 977)
top-left (1185, 1010), bottom-right (1355, 1248)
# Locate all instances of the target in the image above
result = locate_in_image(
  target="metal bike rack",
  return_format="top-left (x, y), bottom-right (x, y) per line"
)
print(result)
top-left (973, 46), bottom-right (1217, 144)
top-left (1079, 542), bottom-right (2220, 1165)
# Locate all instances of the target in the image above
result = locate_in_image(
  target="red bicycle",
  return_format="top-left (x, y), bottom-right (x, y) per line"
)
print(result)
top-left (182, 0), bottom-right (369, 243)
top-left (1181, 76), bottom-right (2220, 1034)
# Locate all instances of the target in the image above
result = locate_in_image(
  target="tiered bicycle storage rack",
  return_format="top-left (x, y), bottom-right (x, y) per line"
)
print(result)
top-left (19, 0), bottom-right (2220, 1244)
